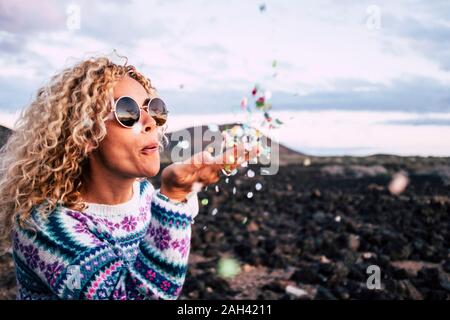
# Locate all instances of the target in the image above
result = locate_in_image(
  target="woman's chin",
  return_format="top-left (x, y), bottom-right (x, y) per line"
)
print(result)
top-left (144, 162), bottom-right (160, 177)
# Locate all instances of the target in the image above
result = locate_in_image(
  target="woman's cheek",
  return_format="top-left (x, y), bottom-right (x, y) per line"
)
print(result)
top-left (131, 122), bottom-right (143, 135)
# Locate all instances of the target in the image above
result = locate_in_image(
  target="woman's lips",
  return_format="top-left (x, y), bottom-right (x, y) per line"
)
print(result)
top-left (141, 144), bottom-right (158, 155)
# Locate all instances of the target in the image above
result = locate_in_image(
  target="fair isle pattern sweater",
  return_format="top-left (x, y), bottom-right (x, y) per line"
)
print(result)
top-left (12, 179), bottom-right (198, 300)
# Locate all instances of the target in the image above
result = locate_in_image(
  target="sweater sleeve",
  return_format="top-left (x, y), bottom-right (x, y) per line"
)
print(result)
top-left (12, 188), bottom-right (198, 300)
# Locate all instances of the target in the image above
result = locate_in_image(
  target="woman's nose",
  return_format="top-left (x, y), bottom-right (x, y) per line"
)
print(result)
top-left (141, 109), bottom-right (157, 133)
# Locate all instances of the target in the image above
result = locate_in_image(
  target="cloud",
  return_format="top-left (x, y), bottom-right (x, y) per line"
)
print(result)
top-left (0, 0), bottom-right (450, 115)
top-left (383, 7), bottom-right (450, 71)
top-left (0, 0), bottom-right (65, 34)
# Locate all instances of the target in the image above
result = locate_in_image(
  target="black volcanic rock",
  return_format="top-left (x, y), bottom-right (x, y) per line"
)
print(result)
top-left (0, 125), bottom-right (12, 149)
top-left (0, 144), bottom-right (449, 300)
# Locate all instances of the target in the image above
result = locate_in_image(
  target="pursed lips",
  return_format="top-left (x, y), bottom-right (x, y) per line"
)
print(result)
top-left (141, 142), bottom-right (158, 155)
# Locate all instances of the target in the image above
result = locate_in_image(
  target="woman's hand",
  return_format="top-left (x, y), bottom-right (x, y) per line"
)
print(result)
top-left (160, 145), bottom-right (256, 202)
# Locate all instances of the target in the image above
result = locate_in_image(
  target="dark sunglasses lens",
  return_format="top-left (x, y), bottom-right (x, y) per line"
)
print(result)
top-left (148, 98), bottom-right (168, 126)
top-left (115, 97), bottom-right (140, 127)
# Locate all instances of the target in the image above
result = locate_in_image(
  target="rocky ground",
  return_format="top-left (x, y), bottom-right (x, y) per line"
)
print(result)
top-left (0, 155), bottom-right (449, 299)
top-left (176, 156), bottom-right (450, 300)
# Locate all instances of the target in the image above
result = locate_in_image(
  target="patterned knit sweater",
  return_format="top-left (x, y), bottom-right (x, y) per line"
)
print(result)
top-left (12, 179), bottom-right (198, 300)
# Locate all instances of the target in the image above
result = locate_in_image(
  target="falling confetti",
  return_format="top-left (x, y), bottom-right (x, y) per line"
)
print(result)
top-left (255, 182), bottom-right (262, 191)
top-left (303, 158), bottom-right (311, 166)
top-left (335, 215), bottom-right (341, 222)
top-left (225, 178), bottom-right (229, 184)
top-left (255, 96), bottom-right (265, 108)
top-left (240, 97), bottom-right (248, 109)
top-left (247, 169), bottom-right (255, 178)
top-left (215, 185), bottom-right (220, 193)
top-left (202, 225), bottom-right (208, 231)
top-left (201, 198), bottom-right (209, 206)
top-left (247, 192), bottom-right (254, 198)
top-left (242, 217), bottom-right (248, 224)
top-left (217, 257), bottom-right (240, 278)
top-left (211, 208), bottom-right (218, 216)
top-left (388, 172), bottom-right (409, 195)
top-left (232, 187), bottom-right (237, 195)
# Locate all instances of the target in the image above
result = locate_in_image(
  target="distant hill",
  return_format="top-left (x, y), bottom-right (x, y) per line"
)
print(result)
top-left (161, 123), bottom-right (305, 165)
top-left (0, 123), bottom-right (306, 165)
top-left (0, 125), bottom-right (12, 149)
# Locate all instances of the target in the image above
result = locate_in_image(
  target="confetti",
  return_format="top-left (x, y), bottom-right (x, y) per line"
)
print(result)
top-left (240, 97), bottom-right (248, 109)
top-left (242, 217), bottom-right (248, 224)
top-left (202, 225), bottom-right (208, 231)
top-left (232, 187), bottom-right (237, 194)
top-left (215, 185), bottom-right (220, 193)
top-left (303, 158), bottom-right (311, 166)
top-left (335, 215), bottom-right (341, 222)
top-left (255, 182), bottom-right (262, 191)
top-left (388, 172), bottom-right (409, 195)
top-left (255, 97), bottom-right (265, 108)
top-left (225, 178), bottom-right (229, 184)
top-left (201, 198), bottom-right (209, 206)
top-left (247, 169), bottom-right (255, 178)
top-left (217, 258), bottom-right (240, 279)
top-left (211, 208), bottom-right (218, 216)
top-left (247, 192), bottom-right (254, 198)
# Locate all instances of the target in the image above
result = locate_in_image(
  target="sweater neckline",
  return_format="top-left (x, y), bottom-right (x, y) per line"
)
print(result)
top-left (83, 180), bottom-right (140, 217)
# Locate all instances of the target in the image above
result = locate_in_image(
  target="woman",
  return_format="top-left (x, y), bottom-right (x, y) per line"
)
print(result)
top-left (0, 56), bottom-right (236, 300)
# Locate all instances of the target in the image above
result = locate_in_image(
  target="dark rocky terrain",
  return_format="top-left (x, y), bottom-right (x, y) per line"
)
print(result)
top-left (173, 158), bottom-right (450, 300)
top-left (0, 124), bottom-right (449, 299)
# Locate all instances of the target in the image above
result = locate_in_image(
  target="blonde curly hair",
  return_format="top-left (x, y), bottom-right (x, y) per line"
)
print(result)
top-left (0, 56), bottom-right (163, 250)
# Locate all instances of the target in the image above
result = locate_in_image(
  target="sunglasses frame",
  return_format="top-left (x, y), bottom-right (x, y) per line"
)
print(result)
top-left (111, 95), bottom-right (169, 128)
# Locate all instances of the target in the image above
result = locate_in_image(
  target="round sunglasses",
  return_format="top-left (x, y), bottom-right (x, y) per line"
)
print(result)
top-left (111, 96), bottom-right (168, 128)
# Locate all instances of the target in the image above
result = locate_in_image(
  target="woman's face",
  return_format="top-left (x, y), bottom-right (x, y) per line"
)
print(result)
top-left (94, 75), bottom-right (161, 179)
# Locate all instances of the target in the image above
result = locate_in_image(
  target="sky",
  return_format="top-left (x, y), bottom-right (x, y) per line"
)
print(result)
top-left (0, 0), bottom-right (449, 155)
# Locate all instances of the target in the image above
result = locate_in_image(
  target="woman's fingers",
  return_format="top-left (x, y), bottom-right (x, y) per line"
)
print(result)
top-left (172, 144), bottom-right (260, 188)
top-left (213, 143), bottom-right (260, 171)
